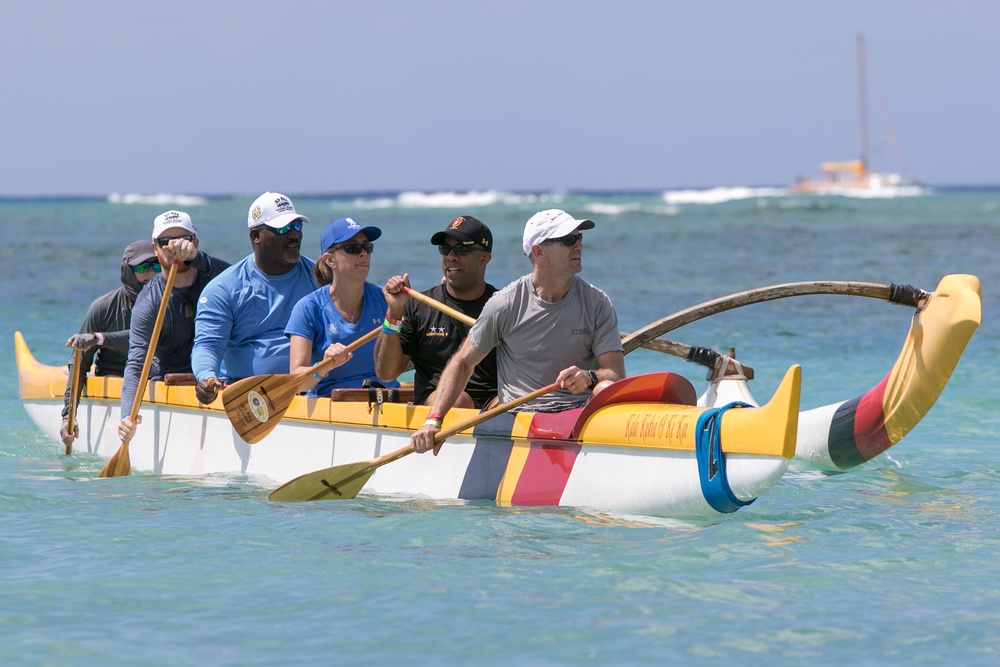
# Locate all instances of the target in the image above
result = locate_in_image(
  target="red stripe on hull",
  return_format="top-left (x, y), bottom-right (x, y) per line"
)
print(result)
top-left (510, 442), bottom-right (581, 506)
top-left (853, 374), bottom-right (893, 460)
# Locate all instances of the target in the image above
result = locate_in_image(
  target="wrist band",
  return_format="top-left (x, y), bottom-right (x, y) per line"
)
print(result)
top-left (95, 332), bottom-right (105, 346)
top-left (427, 411), bottom-right (445, 421)
top-left (313, 372), bottom-right (324, 380)
top-left (382, 317), bottom-right (402, 334)
top-left (424, 418), bottom-right (442, 429)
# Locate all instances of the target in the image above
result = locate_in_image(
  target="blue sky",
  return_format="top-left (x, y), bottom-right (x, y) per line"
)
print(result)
top-left (2, 1), bottom-right (998, 196)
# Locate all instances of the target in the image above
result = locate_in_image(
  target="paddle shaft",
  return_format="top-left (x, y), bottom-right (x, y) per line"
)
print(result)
top-left (306, 326), bottom-right (381, 379)
top-left (403, 286), bottom-right (475, 326)
top-left (65, 347), bottom-right (82, 455)
top-left (311, 382), bottom-right (561, 494)
top-left (281, 326), bottom-right (383, 396)
top-left (99, 260), bottom-right (180, 477)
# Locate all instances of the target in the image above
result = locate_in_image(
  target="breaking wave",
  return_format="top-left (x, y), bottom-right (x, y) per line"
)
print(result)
top-left (108, 193), bottom-right (208, 206)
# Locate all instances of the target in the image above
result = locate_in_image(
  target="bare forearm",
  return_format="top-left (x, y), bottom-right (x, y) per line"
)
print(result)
top-left (430, 354), bottom-right (478, 416)
top-left (374, 333), bottom-right (409, 382)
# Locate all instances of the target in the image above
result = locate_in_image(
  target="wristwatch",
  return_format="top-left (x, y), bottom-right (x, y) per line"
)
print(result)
top-left (587, 370), bottom-right (599, 387)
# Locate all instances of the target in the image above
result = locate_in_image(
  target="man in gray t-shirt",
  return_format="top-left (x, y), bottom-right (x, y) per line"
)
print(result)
top-left (411, 208), bottom-right (626, 455)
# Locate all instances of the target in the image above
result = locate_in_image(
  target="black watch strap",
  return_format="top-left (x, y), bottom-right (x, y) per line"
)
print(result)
top-left (587, 370), bottom-right (599, 387)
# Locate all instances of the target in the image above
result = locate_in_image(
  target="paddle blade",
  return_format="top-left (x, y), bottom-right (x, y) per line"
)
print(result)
top-left (269, 462), bottom-right (375, 502)
top-left (223, 372), bottom-right (303, 444)
top-left (98, 441), bottom-right (131, 478)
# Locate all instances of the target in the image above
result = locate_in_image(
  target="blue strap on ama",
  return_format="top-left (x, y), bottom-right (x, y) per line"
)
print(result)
top-left (695, 401), bottom-right (755, 513)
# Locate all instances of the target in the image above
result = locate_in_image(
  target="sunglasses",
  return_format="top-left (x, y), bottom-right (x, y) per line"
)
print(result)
top-left (545, 232), bottom-right (583, 247)
top-left (155, 234), bottom-right (196, 248)
top-left (437, 244), bottom-right (483, 256)
top-left (332, 242), bottom-right (375, 255)
top-left (131, 261), bottom-right (162, 273)
top-left (265, 219), bottom-right (304, 235)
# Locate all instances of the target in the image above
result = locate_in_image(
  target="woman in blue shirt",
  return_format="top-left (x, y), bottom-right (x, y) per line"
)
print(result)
top-left (285, 217), bottom-right (400, 397)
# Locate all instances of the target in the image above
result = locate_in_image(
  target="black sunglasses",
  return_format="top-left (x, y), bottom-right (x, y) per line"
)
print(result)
top-left (545, 232), bottom-right (583, 247)
top-left (264, 219), bottom-right (303, 235)
top-left (332, 242), bottom-right (375, 255)
top-left (437, 244), bottom-right (483, 256)
top-left (131, 261), bottom-right (162, 273)
top-left (155, 234), bottom-right (196, 248)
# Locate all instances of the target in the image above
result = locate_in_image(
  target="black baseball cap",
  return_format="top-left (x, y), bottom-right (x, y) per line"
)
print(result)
top-left (430, 215), bottom-right (493, 251)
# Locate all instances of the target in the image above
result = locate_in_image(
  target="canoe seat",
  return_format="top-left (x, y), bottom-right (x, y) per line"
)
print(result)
top-left (526, 372), bottom-right (697, 441)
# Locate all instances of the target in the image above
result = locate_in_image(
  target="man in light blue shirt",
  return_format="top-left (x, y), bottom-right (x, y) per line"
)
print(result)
top-left (192, 192), bottom-right (317, 404)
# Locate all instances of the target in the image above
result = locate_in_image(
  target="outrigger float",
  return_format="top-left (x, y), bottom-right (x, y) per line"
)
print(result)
top-left (14, 274), bottom-right (980, 519)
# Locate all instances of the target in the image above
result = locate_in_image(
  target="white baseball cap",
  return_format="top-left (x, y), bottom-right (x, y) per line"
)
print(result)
top-left (247, 192), bottom-right (310, 229)
top-left (522, 209), bottom-right (595, 255)
top-left (152, 210), bottom-right (197, 240)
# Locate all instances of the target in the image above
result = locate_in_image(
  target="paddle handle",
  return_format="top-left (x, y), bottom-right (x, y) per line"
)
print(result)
top-left (403, 286), bottom-right (475, 327)
top-left (436, 383), bottom-right (559, 441)
top-left (66, 347), bottom-right (82, 455)
top-left (307, 326), bottom-right (381, 377)
top-left (365, 383), bottom-right (561, 469)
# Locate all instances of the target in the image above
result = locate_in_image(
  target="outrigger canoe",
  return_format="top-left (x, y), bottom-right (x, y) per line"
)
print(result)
top-left (13, 273), bottom-right (980, 518)
top-left (15, 328), bottom-right (801, 518)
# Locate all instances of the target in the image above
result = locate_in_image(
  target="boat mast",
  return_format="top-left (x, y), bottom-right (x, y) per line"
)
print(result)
top-left (857, 33), bottom-right (869, 175)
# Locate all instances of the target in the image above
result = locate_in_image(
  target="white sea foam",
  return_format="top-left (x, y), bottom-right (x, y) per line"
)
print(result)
top-left (108, 193), bottom-right (208, 206)
top-left (396, 190), bottom-right (510, 208)
top-left (347, 197), bottom-right (398, 210)
top-left (661, 186), bottom-right (786, 205)
top-left (388, 190), bottom-right (566, 209)
top-left (582, 202), bottom-right (680, 216)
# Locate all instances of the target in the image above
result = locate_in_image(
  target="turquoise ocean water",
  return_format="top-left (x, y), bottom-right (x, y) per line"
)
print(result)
top-left (1, 187), bottom-right (997, 665)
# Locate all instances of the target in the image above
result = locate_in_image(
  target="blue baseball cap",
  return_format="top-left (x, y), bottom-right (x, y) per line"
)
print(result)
top-left (319, 217), bottom-right (382, 254)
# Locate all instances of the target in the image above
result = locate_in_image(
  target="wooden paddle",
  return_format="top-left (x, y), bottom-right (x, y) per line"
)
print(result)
top-left (65, 348), bottom-right (82, 455)
top-left (99, 260), bottom-right (181, 478)
top-left (268, 382), bottom-right (559, 502)
top-left (622, 280), bottom-right (927, 354)
top-left (223, 327), bottom-right (382, 444)
top-left (403, 286), bottom-right (476, 326)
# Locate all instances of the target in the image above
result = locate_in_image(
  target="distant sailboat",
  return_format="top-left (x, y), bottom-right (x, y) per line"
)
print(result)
top-left (790, 34), bottom-right (924, 197)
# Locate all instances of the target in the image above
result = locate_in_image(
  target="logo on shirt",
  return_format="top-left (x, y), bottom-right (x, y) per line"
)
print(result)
top-left (425, 325), bottom-right (448, 337)
top-left (572, 327), bottom-right (592, 336)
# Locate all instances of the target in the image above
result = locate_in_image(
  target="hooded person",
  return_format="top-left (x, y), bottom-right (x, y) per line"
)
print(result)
top-left (59, 240), bottom-right (162, 446)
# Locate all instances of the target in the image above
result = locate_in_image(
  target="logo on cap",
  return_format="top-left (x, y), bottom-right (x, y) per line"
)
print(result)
top-left (251, 206), bottom-right (262, 222)
top-left (450, 217), bottom-right (464, 229)
top-left (345, 218), bottom-right (361, 230)
top-left (164, 211), bottom-right (182, 222)
top-left (273, 196), bottom-right (292, 213)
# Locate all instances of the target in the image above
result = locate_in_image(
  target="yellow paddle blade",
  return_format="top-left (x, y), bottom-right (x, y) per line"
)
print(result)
top-left (98, 442), bottom-right (131, 478)
top-left (268, 461), bottom-right (376, 502)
